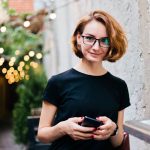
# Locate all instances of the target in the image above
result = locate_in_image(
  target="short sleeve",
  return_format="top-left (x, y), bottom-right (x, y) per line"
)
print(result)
top-left (118, 81), bottom-right (131, 111)
top-left (42, 76), bottom-right (60, 107)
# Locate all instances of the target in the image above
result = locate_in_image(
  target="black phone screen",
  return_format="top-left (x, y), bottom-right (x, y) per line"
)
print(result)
top-left (81, 116), bottom-right (103, 128)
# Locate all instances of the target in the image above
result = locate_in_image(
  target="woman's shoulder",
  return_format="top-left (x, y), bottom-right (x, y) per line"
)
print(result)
top-left (48, 68), bottom-right (73, 82)
top-left (108, 72), bottom-right (127, 86)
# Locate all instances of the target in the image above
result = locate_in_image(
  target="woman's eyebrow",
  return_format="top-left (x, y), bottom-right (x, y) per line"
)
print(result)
top-left (83, 33), bottom-right (95, 37)
top-left (83, 33), bottom-right (108, 39)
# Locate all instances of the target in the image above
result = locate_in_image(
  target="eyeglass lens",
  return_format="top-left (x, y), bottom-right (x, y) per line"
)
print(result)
top-left (82, 36), bottom-right (110, 48)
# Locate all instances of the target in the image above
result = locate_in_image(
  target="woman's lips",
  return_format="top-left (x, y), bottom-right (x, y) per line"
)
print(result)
top-left (89, 52), bottom-right (102, 56)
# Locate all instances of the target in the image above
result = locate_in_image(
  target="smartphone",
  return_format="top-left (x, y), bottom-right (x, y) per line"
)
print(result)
top-left (81, 116), bottom-right (103, 128)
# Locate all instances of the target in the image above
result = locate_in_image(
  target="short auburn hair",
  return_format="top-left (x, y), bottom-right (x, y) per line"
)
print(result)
top-left (71, 10), bottom-right (128, 62)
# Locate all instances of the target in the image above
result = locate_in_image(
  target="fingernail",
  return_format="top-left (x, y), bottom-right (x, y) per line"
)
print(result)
top-left (93, 128), bottom-right (97, 131)
top-left (81, 116), bottom-right (84, 119)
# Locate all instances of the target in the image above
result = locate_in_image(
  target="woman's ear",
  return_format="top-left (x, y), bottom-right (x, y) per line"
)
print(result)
top-left (77, 33), bottom-right (81, 45)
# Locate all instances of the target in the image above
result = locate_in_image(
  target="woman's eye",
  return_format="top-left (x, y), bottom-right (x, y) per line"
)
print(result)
top-left (101, 38), bottom-right (110, 45)
top-left (85, 36), bottom-right (95, 41)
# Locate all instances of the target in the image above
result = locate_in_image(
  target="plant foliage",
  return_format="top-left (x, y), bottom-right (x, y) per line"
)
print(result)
top-left (0, 2), bottom-right (48, 144)
top-left (13, 66), bottom-right (47, 144)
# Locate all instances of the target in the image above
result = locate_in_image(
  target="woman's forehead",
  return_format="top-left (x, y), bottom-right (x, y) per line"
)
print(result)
top-left (82, 20), bottom-right (108, 37)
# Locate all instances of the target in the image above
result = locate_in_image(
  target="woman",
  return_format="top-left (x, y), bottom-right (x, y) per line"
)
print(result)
top-left (37, 10), bottom-right (130, 150)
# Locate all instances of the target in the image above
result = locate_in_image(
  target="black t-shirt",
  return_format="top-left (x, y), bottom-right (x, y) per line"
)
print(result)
top-left (43, 68), bottom-right (130, 150)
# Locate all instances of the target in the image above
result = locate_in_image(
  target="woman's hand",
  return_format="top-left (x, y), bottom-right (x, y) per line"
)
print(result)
top-left (58, 117), bottom-right (95, 141)
top-left (93, 116), bottom-right (117, 140)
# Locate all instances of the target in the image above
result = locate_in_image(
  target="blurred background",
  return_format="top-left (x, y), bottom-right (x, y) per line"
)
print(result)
top-left (0, 0), bottom-right (150, 150)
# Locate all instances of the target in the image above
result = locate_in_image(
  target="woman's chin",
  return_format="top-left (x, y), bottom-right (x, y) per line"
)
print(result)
top-left (86, 57), bottom-right (103, 63)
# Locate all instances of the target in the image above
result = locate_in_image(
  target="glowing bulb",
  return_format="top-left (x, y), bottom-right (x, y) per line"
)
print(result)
top-left (15, 50), bottom-right (20, 55)
top-left (9, 61), bottom-right (14, 66)
top-left (2, 68), bottom-right (7, 74)
top-left (33, 62), bottom-right (38, 68)
top-left (30, 61), bottom-right (38, 68)
top-left (10, 77), bottom-right (15, 83)
top-left (5, 74), bottom-right (9, 79)
top-left (49, 12), bottom-right (56, 20)
top-left (10, 57), bottom-right (16, 62)
top-left (10, 67), bottom-right (14, 72)
top-left (18, 66), bottom-right (23, 71)
top-left (15, 76), bottom-right (19, 82)
top-left (14, 70), bottom-right (18, 76)
top-left (24, 55), bottom-right (29, 61)
top-left (23, 21), bottom-right (30, 27)
top-left (30, 61), bottom-right (34, 66)
top-left (0, 48), bottom-right (4, 54)
top-left (7, 70), bottom-right (12, 75)
top-left (0, 57), bottom-right (4, 62)
top-left (19, 76), bottom-right (23, 80)
top-left (20, 71), bottom-right (25, 77)
top-left (0, 26), bottom-right (6, 32)
top-left (29, 51), bottom-right (35, 57)
top-left (8, 80), bottom-right (13, 84)
top-left (36, 53), bottom-right (42, 59)
top-left (25, 65), bottom-right (29, 70)
top-left (0, 57), bottom-right (5, 66)
top-left (25, 75), bottom-right (29, 80)
top-left (19, 61), bottom-right (25, 67)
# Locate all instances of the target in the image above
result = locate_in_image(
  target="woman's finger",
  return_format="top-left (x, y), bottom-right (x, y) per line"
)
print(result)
top-left (96, 116), bottom-right (108, 123)
top-left (74, 124), bottom-right (95, 133)
top-left (68, 117), bottom-right (84, 123)
top-left (75, 131), bottom-right (93, 139)
top-left (71, 131), bottom-right (93, 140)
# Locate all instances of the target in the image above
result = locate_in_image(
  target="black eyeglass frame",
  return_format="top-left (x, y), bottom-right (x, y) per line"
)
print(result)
top-left (81, 35), bottom-right (110, 48)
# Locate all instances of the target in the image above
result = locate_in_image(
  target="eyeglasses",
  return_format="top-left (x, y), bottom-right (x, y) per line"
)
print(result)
top-left (81, 35), bottom-right (110, 48)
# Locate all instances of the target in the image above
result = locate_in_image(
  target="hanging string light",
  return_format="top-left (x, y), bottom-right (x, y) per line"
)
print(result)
top-left (19, 61), bottom-right (25, 67)
top-left (25, 74), bottom-right (30, 80)
top-left (15, 50), bottom-right (20, 55)
top-left (25, 64), bottom-right (30, 70)
top-left (29, 51), bottom-right (35, 57)
top-left (36, 52), bottom-right (42, 59)
top-left (49, 10), bottom-right (56, 20)
top-left (0, 47), bottom-right (4, 54)
top-left (2, 68), bottom-right (7, 74)
top-left (0, 57), bottom-right (5, 66)
top-left (0, 26), bottom-right (6, 32)
top-left (10, 57), bottom-right (16, 63)
top-left (47, 0), bottom-right (80, 21)
top-left (23, 21), bottom-right (31, 28)
top-left (0, 48), bottom-right (42, 83)
top-left (24, 55), bottom-right (30, 61)
top-left (8, 61), bottom-right (14, 67)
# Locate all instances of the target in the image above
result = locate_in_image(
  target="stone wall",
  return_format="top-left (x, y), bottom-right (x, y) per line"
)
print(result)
top-left (43, 0), bottom-right (150, 149)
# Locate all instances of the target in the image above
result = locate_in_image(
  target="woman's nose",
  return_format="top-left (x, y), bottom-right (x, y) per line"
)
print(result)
top-left (92, 40), bottom-right (100, 50)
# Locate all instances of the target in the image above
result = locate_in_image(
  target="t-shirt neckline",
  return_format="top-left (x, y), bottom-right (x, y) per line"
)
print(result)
top-left (71, 68), bottom-right (110, 78)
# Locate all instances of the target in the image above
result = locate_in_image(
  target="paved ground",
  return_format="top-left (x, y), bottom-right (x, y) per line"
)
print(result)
top-left (0, 122), bottom-right (26, 150)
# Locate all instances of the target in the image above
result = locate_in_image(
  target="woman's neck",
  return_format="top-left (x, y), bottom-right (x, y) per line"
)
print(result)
top-left (74, 59), bottom-right (107, 76)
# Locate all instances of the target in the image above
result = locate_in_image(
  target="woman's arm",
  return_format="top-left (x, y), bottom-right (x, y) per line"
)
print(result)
top-left (37, 101), bottom-right (95, 143)
top-left (110, 110), bottom-right (124, 147)
top-left (37, 101), bottom-right (63, 143)
top-left (93, 110), bottom-right (124, 147)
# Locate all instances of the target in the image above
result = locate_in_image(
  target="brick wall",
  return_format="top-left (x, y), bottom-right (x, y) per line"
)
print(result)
top-left (8, 0), bottom-right (34, 13)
